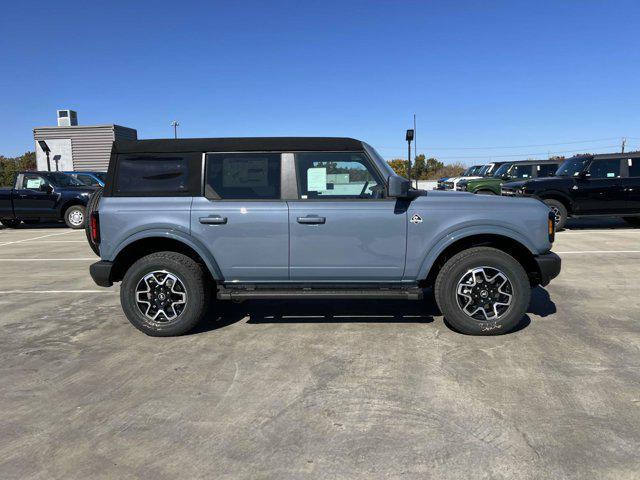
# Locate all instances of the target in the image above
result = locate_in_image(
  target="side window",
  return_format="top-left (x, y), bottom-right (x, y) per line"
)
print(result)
top-left (510, 165), bottom-right (533, 179)
top-left (77, 174), bottom-right (100, 187)
top-left (628, 158), bottom-right (640, 177)
top-left (205, 153), bottom-right (281, 200)
top-left (114, 153), bottom-right (198, 196)
top-left (589, 159), bottom-right (621, 179)
top-left (22, 174), bottom-right (46, 190)
top-left (537, 164), bottom-right (558, 177)
top-left (295, 152), bottom-right (384, 199)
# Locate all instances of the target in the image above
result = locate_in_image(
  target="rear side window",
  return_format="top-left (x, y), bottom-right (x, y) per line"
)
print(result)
top-left (537, 164), bottom-right (558, 177)
top-left (205, 153), bottom-right (281, 200)
top-left (589, 159), bottom-right (621, 179)
top-left (114, 153), bottom-right (200, 196)
top-left (510, 164), bottom-right (533, 179)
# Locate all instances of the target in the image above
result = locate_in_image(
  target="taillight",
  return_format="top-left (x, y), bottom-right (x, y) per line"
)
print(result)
top-left (90, 212), bottom-right (100, 244)
top-left (548, 212), bottom-right (555, 243)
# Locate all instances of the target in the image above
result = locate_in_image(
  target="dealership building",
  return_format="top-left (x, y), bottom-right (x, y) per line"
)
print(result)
top-left (33, 110), bottom-right (137, 172)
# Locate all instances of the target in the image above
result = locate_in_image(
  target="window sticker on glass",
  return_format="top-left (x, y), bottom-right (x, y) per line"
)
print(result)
top-left (607, 172), bottom-right (615, 178)
top-left (307, 167), bottom-right (327, 192)
top-left (222, 158), bottom-right (268, 188)
top-left (26, 179), bottom-right (42, 189)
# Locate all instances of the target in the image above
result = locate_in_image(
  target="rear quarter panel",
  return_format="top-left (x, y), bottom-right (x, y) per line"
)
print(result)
top-left (99, 196), bottom-right (196, 259)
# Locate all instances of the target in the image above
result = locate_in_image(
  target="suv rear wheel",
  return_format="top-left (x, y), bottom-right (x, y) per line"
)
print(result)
top-left (121, 252), bottom-right (210, 336)
top-left (434, 247), bottom-right (530, 335)
top-left (0, 219), bottom-right (20, 228)
top-left (64, 205), bottom-right (86, 229)
top-left (543, 199), bottom-right (567, 230)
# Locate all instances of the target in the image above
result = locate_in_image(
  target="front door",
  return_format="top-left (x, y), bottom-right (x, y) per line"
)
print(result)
top-left (573, 158), bottom-right (626, 214)
top-left (190, 152), bottom-right (289, 282)
top-left (288, 151), bottom-right (407, 282)
top-left (12, 173), bottom-right (58, 218)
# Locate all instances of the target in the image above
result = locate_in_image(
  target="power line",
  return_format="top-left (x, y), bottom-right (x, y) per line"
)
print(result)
top-left (375, 136), bottom-right (621, 152)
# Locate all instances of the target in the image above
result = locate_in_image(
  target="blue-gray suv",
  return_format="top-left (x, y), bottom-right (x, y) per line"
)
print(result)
top-left (88, 137), bottom-right (560, 336)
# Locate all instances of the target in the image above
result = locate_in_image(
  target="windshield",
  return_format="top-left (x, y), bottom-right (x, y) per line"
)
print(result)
top-left (468, 165), bottom-right (482, 175)
top-left (43, 172), bottom-right (85, 187)
top-left (478, 164), bottom-right (493, 176)
top-left (556, 157), bottom-right (589, 177)
top-left (492, 163), bottom-right (512, 177)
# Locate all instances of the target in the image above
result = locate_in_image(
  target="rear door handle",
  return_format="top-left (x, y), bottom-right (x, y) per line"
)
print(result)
top-left (297, 215), bottom-right (326, 224)
top-left (199, 215), bottom-right (227, 225)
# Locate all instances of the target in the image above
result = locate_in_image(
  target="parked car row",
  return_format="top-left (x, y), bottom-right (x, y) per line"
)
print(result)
top-left (0, 170), bottom-right (105, 228)
top-left (434, 153), bottom-right (640, 229)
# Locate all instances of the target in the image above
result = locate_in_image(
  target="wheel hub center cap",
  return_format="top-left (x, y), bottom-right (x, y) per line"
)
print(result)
top-left (480, 290), bottom-right (489, 298)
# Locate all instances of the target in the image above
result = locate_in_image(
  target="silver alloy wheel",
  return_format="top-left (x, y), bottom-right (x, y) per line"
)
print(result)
top-left (549, 206), bottom-right (562, 226)
top-left (68, 209), bottom-right (84, 226)
top-left (456, 266), bottom-right (513, 321)
top-left (135, 270), bottom-right (187, 322)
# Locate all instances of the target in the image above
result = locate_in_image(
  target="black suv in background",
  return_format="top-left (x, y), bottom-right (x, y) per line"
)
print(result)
top-left (502, 152), bottom-right (640, 229)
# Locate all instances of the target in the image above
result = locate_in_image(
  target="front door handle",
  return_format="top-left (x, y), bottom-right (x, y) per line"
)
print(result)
top-left (297, 215), bottom-right (326, 225)
top-left (199, 215), bottom-right (227, 225)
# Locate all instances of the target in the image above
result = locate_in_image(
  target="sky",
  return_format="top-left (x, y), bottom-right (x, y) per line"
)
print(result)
top-left (1, 0), bottom-right (640, 164)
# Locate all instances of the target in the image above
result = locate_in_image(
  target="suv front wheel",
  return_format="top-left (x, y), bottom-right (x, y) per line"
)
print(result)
top-left (121, 252), bottom-right (210, 336)
top-left (434, 247), bottom-right (531, 335)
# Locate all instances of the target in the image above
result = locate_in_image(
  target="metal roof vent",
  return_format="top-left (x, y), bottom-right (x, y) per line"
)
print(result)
top-left (57, 109), bottom-right (78, 127)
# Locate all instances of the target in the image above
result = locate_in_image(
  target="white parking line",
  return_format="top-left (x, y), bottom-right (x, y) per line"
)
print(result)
top-left (0, 290), bottom-right (114, 294)
top-left (556, 250), bottom-right (640, 254)
top-left (0, 230), bottom-right (76, 247)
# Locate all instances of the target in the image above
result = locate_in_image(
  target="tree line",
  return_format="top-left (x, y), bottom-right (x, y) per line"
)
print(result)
top-left (387, 154), bottom-right (466, 180)
top-left (0, 152), bottom-right (36, 187)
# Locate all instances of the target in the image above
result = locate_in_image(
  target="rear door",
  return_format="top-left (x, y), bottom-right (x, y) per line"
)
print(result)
top-left (12, 173), bottom-right (58, 218)
top-left (535, 163), bottom-right (559, 178)
top-left (573, 158), bottom-right (626, 214)
top-left (621, 157), bottom-right (640, 213)
top-left (190, 152), bottom-right (289, 282)
top-left (288, 151), bottom-right (407, 281)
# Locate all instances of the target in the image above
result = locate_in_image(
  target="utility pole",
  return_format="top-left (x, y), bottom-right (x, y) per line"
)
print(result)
top-left (171, 120), bottom-right (180, 139)
top-left (406, 129), bottom-right (414, 184)
top-left (621, 137), bottom-right (626, 154)
top-left (413, 114), bottom-right (417, 188)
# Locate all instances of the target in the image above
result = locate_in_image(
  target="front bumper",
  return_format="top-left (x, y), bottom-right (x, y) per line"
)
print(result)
top-left (90, 260), bottom-right (114, 287)
top-left (534, 252), bottom-right (561, 286)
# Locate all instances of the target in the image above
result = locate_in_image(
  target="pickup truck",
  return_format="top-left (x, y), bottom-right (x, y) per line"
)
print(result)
top-left (501, 153), bottom-right (640, 229)
top-left (458, 159), bottom-right (562, 195)
top-left (88, 137), bottom-right (561, 337)
top-left (0, 171), bottom-right (95, 228)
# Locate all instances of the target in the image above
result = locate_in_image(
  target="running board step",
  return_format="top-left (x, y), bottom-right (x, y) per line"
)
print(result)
top-left (217, 287), bottom-right (423, 301)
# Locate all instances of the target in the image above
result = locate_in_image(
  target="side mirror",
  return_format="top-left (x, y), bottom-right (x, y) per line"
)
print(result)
top-left (502, 174), bottom-right (511, 180)
top-left (387, 175), bottom-right (411, 198)
top-left (39, 184), bottom-right (53, 193)
top-left (577, 171), bottom-right (591, 179)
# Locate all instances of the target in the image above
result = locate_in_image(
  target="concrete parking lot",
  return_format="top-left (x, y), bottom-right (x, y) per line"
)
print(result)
top-left (1, 219), bottom-right (639, 480)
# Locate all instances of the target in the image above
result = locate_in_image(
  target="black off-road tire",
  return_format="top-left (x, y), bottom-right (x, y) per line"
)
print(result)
top-left (543, 199), bottom-right (568, 230)
top-left (64, 205), bottom-right (86, 229)
top-left (121, 251), bottom-right (210, 336)
top-left (434, 247), bottom-right (531, 335)
top-left (623, 217), bottom-right (640, 227)
top-left (0, 219), bottom-right (20, 228)
top-left (85, 187), bottom-right (103, 255)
